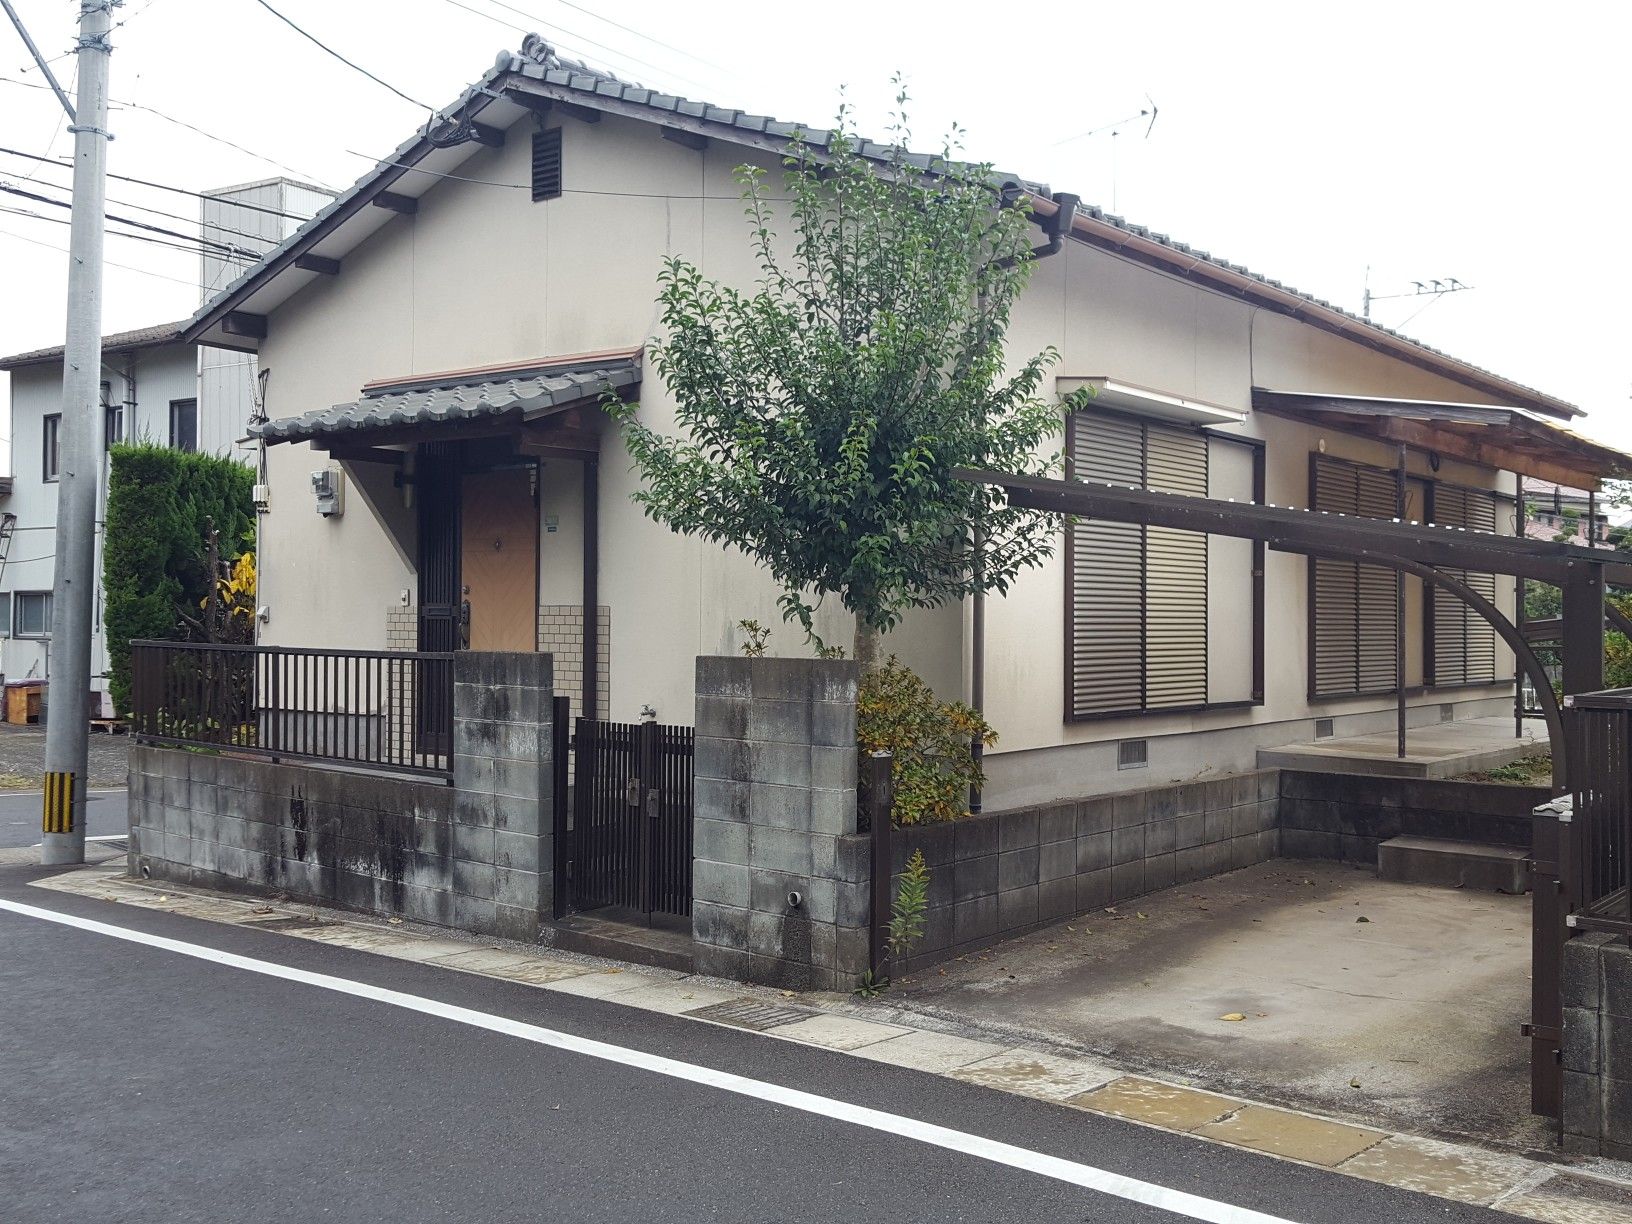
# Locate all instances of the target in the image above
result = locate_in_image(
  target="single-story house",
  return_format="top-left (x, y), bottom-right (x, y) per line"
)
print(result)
top-left (182, 36), bottom-right (1632, 811)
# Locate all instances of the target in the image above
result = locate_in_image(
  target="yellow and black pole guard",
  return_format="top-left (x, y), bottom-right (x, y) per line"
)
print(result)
top-left (42, 771), bottom-right (75, 835)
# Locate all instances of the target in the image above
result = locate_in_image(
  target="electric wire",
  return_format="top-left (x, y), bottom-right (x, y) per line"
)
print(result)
top-left (246, 0), bottom-right (434, 112)
top-left (0, 224), bottom-right (205, 287)
top-left (0, 144), bottom-right (316, 223)
top-left (0, 201), bottom-right (261, 262)
top-left (0, 75), bottom-right (333, 186)
top-left (6, 171), bottom-right (292, 250)
top-left (0, 182), bottom-right (275, 257)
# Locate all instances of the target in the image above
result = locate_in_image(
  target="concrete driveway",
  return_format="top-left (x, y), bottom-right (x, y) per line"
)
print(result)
top-left (884, 858), bottom-right (1547, 1153)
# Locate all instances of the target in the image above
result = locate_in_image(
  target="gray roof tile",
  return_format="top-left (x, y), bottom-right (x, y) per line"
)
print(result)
top-left (254, 353), bottom-right (641, 444)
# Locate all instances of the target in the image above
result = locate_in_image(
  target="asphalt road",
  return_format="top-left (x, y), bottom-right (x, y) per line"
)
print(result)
top-left (0, 864), bottom-right (1524, 1224)
top-left (0, 789), bottom-right (128, 849)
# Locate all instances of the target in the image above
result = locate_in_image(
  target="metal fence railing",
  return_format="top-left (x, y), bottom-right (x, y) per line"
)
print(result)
top-left (129, 640), bottom-right (454, 779)
top-left (1564, 689), bottom-right (1632, 941)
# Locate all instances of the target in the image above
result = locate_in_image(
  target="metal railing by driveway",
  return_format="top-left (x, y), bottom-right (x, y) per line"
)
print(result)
top-left (129, 640), bottom-right (454, 779)
top-left (1563, 689), bottom-right (1632, 941)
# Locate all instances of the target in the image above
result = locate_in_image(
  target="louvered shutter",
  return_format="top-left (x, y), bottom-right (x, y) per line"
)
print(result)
top-left (1310, 456), bottom-right (1399, 697)
top-left (1430, 486), bottom-right (1501, 684)
top-left (1144, 427), bottom-right (1208, 708)
top-left (531, 128), bottom-right (563, 201)
top-left (1068, 416), bottom-right (1144, 715)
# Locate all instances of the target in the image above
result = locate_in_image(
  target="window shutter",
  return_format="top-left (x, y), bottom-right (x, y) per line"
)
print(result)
top-left (531, 128), bottom-right (563, 201)
top-left (1144, 427), bottom-right (1208, 709)
top-left (1310, 456), bottom-right (1399, 697)
top-left (1068, 415), bottom-right (1144, 716)
top-left (1429, 485), bottom-right (1501, 685)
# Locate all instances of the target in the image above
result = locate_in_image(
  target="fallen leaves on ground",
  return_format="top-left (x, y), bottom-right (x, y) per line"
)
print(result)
top-left (1219, 1012), bottom-right (1247, 1022)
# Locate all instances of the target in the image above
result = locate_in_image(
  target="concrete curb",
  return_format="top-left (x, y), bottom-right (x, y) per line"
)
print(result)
top-left (30, 864), bottom-right (1632, 1223)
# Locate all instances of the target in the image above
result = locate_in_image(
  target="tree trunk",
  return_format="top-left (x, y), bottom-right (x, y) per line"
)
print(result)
top-left (854, 620), bottom-right (881, 670)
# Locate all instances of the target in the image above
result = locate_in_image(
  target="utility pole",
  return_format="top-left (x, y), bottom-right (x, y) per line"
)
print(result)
top-left (39, 1), bottom-right (118, 866)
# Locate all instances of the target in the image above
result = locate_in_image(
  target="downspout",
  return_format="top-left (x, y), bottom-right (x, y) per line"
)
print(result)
top-left (970, 191), bottom-right (1080, 813)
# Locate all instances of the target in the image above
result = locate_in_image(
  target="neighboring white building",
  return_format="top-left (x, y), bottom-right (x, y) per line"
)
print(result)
top-left (0, 178), bottom-right (331, 712)
top-left (184, 42), bottom-right (1632, 808)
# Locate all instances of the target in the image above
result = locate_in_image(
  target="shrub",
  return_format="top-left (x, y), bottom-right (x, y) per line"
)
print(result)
top-left (103, 444), bottom-right (254, 713)
top-left (857, 656), bottom-right (995, 826)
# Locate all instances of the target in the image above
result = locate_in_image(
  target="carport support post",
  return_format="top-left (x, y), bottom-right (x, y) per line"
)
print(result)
top-left (1561, 561), bottom-right (1604, 698)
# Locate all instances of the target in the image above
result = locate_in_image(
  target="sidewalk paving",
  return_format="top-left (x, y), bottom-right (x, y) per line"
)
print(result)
top-left (26, 862), bottom-right (1632, 1223)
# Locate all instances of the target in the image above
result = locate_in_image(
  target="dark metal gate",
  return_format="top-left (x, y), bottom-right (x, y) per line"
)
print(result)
top-left (568, 717), bottom-right (694, 920)
top-left (415, 442), bottom-right (461, 758)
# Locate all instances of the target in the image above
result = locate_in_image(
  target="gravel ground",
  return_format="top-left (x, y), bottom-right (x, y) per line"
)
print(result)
top-left (0, 723), bottom-right (128, 788)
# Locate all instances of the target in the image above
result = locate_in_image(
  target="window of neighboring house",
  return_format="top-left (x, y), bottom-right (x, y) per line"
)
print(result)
top-left (14, 591), bottom-right (51, 638)
top-left (42, 413), bottom-right (61, 482)
top-left (1065, 409), bottom-right (1263, 719)
top-left (1426, 483), bottom-right (1505, 686)
top-left (169, 398), bottom-right (197, 452)
top-left (0, 596), bottom-right (10, 637)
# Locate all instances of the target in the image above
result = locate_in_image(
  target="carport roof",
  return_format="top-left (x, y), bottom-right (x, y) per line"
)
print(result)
top-left (1251, 389), bottom-right (1632, 488)
top-left (253, 348), bottom-right (641, 444)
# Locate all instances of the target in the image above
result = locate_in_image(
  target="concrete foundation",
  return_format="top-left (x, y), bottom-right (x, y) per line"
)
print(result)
top-left (128, 651), bottom-right (557, 943)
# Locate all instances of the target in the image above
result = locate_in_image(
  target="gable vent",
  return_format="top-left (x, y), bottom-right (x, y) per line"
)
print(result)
top-left (1117, 739), bottom-right (1148, 770)
top-left (531, 128), bottom-right (563, 201)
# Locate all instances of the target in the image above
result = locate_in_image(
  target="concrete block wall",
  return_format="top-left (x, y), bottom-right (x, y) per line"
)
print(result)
top-left (129, 651), bottom-right (557, 944)
top-left (691, 656), bottom-right (869, 991)
top-left (890, 771), bottom-right (1280, 976)
top-left (1279, 772), bottom-right (1542, 864)
top-left (1562, 933), bottom-right (1632, 1159)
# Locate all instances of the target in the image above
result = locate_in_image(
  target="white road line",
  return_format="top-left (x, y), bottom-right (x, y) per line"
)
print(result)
top-left (0, 896), bottom-right (1301, 1224)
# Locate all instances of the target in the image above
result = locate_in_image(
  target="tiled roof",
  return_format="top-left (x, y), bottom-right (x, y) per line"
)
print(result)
top-left (0, 320), bottom-right (188, 371)
top-left (254, 349), bottom-right (641, 443)
top-left (188, 37), bottom-right (1581, 421)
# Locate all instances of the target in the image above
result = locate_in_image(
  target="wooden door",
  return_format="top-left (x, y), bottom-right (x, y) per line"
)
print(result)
top-left (460, 467), bottom-right (538, 652)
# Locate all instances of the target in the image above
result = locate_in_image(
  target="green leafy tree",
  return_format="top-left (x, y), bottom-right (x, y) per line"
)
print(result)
top-left (103, 445), bottom-right (254, 712)
top-left (613, 91), bottom-right (1079, 663)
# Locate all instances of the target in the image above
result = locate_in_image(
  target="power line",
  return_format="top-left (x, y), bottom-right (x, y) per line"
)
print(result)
top-left (433, 0), bottom-right (710, 91)
top-left (538, 0), bottom-right (731, 74)
top-left (0, 201), bottom-right (256, 262)
top-left (0, 145), bottom-right (317, 222)
top-left (0, 75), bottom-right (334, 185)
top-left (247, 0), bottom-right (433, 111)
top-left (0, 181), bottom-right (274, 257)
top-left (0, 227), bottom-right (199, 287)
top-left (10, 170), bottom-right (291, 250)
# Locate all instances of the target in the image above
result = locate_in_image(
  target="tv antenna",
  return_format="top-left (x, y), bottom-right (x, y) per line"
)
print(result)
top-left (1362, 268), bottom-right (1472, 321)
top-left (1053, 97), bottom-right (1158, 213)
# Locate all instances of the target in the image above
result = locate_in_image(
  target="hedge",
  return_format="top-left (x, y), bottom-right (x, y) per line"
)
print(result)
top-left (103, 444), bottom-right (255, 713)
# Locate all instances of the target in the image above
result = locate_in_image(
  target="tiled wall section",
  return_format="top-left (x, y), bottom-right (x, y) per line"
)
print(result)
top-left (537, 604), bottom-right (610, 722)
top-left (890, 771), bottom-right (1279, 976)
top-left (691, 656), bottom-right (868, 992)
top-left (129, 651), bottom-right (557, 944)
top-left (385, 605), bottom-right (416, 649)
top-left (1561, 934), bottom-right (1632, 1160)
top-left (1279, 772), bottom-right (1543, 862)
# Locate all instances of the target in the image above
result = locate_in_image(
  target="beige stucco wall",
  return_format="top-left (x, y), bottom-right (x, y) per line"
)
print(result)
top-left (253, 104), bottom-right (1524, 806)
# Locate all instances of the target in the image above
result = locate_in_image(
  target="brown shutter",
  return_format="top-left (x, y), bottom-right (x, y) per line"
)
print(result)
top-left (1144, 426), bottom-right (1208, 709)
top-left (1068, 415), bottom-right (1145, 716)
top-left (1429, 485), bottom-right (1501, 684)
top-left (1310, 456), bottom-right (1399, 697)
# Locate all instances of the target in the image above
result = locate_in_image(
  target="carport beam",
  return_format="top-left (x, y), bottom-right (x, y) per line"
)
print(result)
top-left (1561, 563), bottom-right (1605, 697)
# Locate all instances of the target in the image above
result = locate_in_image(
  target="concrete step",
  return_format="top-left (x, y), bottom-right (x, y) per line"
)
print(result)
top-left (1377, 835), bottom-right (1530, 894)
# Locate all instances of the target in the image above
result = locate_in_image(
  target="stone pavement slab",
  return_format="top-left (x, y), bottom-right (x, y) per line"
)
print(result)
top-left (545, 970), bottom-right (670, 999)
top-left (1070, 1077), bottom-right (1238, 1131)
top-left (849, 1030), bottom-right (1009, 1074)
top-left (948, 1048), bottom-right (1121, 1101)
top-left (1337, 1135), bottom-right (1537, 1205)
top-left (768, 1013), bottom-right (915, 1051)
top-left (1195, 1103), bottom-right (1386, 1166)
top-left (611, 981), bottom-right (741, 1016)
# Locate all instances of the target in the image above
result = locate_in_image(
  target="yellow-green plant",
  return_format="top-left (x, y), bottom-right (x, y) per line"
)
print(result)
top-left (858, 656), bottom-right (995, 825)
top-left (888, 849), bottom-right (931, 958)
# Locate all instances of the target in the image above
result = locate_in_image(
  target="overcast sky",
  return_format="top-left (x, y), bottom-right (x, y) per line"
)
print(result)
top-left (2, 0), bottom-right (1628, 463)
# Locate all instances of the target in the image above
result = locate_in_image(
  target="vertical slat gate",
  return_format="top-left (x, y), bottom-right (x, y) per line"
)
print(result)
top-left (569, 717), bottom-right (693, 920)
